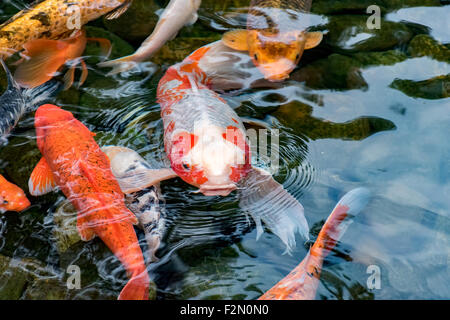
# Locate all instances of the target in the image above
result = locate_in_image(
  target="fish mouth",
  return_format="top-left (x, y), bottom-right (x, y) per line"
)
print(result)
top-left (198, 184), bottom-right (237, 196)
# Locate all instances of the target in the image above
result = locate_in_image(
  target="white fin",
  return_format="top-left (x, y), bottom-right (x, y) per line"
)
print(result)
top-left (238, 167), bottom-right (309, 254)
top-left (324, 187), bottom-right (371, 243)
top-left (102, 145), bottom-right (177, 193)
top-left (115, 169), bottom-right (177, 194)
top-left (105, 0), bottom-right (133, 20)
top-left (28, 157), bottom-right (57, 196)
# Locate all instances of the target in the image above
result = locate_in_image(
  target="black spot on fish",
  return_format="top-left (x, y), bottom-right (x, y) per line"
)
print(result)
top-left (41, 31), bottom-right (52, 38)
top-left (30, 12), bottom-right (51, 27)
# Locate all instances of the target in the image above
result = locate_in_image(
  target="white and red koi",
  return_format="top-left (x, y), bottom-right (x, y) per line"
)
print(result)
top-left (114, 43), bottom-right (309, 253)
top-left (260, 188), bottom-right (371, 300)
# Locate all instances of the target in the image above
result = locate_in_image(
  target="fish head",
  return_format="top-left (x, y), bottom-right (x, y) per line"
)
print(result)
top-left (248, 30), bottom-right (322, 81)
top-left (170, 124), bottom-right (251, 196)
top-left (34, 104), bottom-right (77, 150)
top-left (0, 182), bottom-right (30, 213)
top-left (35, 104), bottom-right (75, 128)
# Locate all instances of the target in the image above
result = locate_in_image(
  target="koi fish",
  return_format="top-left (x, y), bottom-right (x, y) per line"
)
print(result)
top-left (13, 28), bottom-right (111, 90)
top-left (28, 104), bottom-right (150, 300)
top-left (0, 0), bottom-right (130, 58)
top-left (0, 59), bottom-right (58, 141)
top-left (259, 187), bottom-right (371, 300)
top-left (102, 145), bottom-right (172, 262)
top-left (98, 0), bottom-right (202, 74)
top-left (222, 0), bottom-right (323, 81)
top-left (116, 44), bottom-right (309, 253)
top-left (0, 174), bottom-right (31, 213)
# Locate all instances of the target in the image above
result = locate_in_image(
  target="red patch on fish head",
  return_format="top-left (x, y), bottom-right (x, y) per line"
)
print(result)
top-left (222, 126), bottom-right (252, 183)
top-left (170, 131), bottom-right (207, 186)
top-left (35, 104), bottom-right (76, 151)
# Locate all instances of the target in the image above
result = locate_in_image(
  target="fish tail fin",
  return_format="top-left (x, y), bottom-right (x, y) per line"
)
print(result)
top-left (97, 54), bottom-right (142, 75)
top-left (311, 187), bottom-right (371, 258)
top-left (118, 270), bottom-right (150, 300)
top-left (13, 38), bottom-right (70, 89)
top-left (239, 168), bottom-right (309, 255)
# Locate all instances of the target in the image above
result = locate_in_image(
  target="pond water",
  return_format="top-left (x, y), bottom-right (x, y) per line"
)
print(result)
top-left (0, 0), bottom-right (449, 300)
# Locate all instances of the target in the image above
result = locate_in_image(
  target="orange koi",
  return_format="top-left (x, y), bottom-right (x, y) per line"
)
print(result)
top-left (259, 188), bottom-right (371, 300)
top-left (29, 104), bottom-right (150, 300)
top-left (0, 174), bottom-right (30, 213)
top-left (222, 0), bottom-right (323, 81)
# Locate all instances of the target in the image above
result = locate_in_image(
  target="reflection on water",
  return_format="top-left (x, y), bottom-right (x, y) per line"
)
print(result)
top-left (0, 0), bottom-right (449, 300)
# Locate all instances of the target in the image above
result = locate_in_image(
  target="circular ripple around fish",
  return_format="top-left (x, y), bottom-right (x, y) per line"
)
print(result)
top-left (159, 185), bottom-right (253, 254)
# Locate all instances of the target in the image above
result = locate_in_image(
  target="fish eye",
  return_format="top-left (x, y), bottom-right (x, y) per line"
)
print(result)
top-left (254, 53), bottom-right (258, 61)
top-left (182, 162), bottom-right (191, 171)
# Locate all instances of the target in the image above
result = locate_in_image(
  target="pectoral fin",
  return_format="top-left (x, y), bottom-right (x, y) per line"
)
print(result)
top-left (304, 32), bottom-right (323, 50)
top-left (222, 30), bottom-right (249, 51)
top-left (238, 167), bottom-right (309, 254)
top-left (115, 169), bottom-right (177, 194)
top-left (28, 157), bottom-right (57, 196)
top-left (14, 39), bottom-right (68, 88)
top-left (105, 0), bottom-right (133, 20)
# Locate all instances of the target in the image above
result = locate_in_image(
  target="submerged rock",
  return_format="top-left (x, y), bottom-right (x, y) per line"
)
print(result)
top-left (407, 34), bottom-right (450, 63)
top-left (312, 0), bottom-right (387, 15)
top-left (292, 49), bottom-right (408, 90)
top-left (151, 37), bottom-right (221, 66)
top-left (103, 0), bottom-right (161, 43)
top-left (322, 15), bottom-right (413, 53)
top-left (0, 254), bottom-right (67, 300)
top-left (390, 75), bottom-right (450, 99)
top-left (312, 0), bottom-right (442, 15)
top-left (84, 26), bottom-right (135, 64)
top-left (293, 53), bottom-right (367, 90)
top-left (53, 200), bottom-right (82, 254)
top-left (272, 101), bottom-right (396, 141)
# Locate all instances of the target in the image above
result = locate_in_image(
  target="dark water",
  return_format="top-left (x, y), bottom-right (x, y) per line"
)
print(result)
top-left (0, 0), bottom-right (449, 299)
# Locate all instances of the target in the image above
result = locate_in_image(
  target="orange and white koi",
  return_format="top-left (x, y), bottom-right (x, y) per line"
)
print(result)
top-left (0, 174), bottom-right (31, 213)
top-left (222, 0), bottom-right (323, 81)
top-left (99, 0), bottom-right (202, 74)
top-left (259, 188), bottom-right (371, 300)
top-left (29, 104), bottom-right (150, 300)
top-left (114, 43), bottom-right (309, 253)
